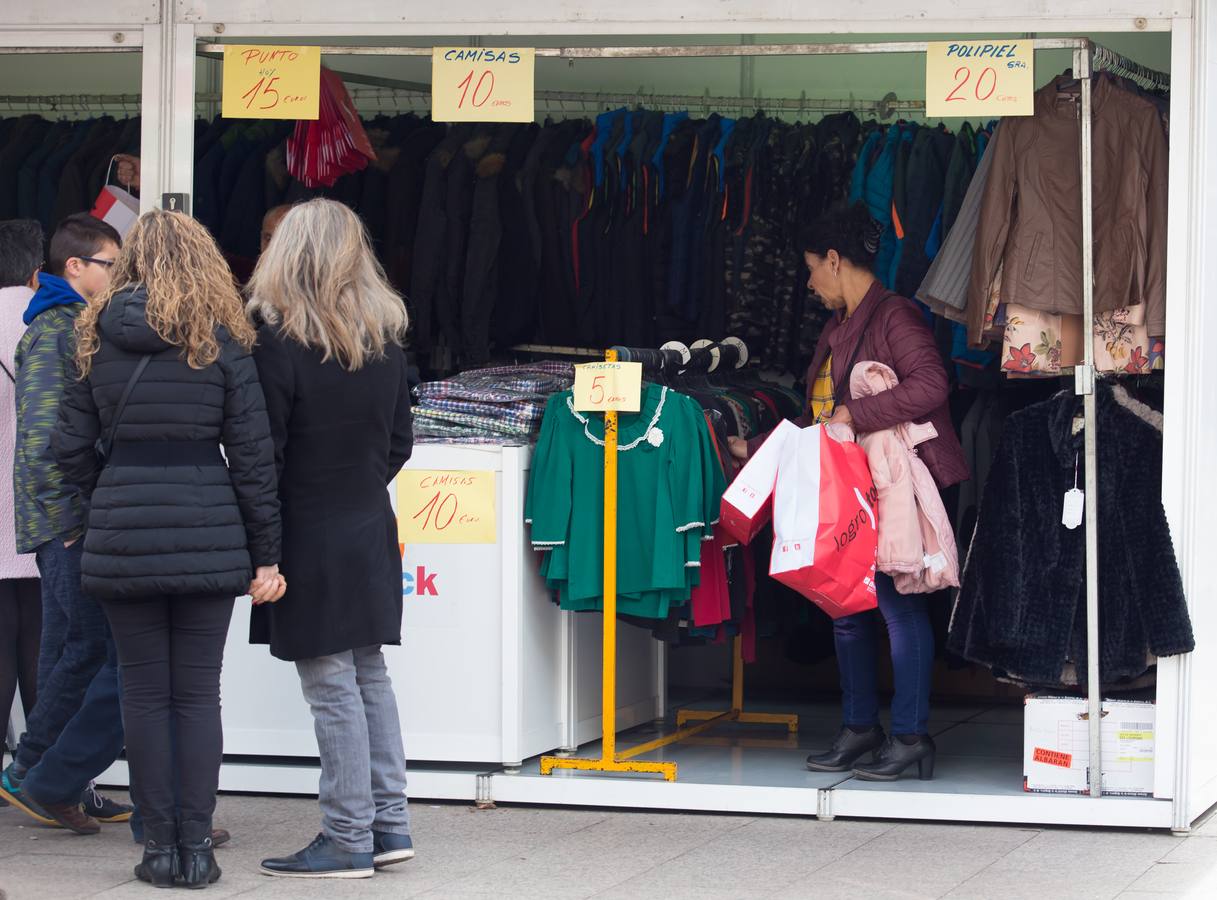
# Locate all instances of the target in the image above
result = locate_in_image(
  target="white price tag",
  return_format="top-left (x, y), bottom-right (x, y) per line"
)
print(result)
top-left (1062, 488), bottom-right (1085, 530)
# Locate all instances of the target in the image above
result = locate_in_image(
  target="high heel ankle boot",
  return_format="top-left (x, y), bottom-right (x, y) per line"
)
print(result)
top-left (179, 819), bottom-right (222, 889)
top-left (134, 823), bottom-right (180, 889)
top-left (805, 726), bottom-right (886, 772)
top-left (852, 735), bottom-right (937, 782)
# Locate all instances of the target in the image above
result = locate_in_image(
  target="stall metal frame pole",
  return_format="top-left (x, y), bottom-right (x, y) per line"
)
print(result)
top-left (1075, 41), bottom-right (1103, 801)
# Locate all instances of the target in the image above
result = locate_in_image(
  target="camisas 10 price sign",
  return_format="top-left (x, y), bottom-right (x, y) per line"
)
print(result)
top-left (222, 45), bottom-right (321, 120)
top-left (432, 47), bottom-right (535, 123)
top-left (925, 40), bottom-right (1035, 119)
top-left (572, 361), bottom-right (643, 413)
top-left (397, 470), bottom-right (497, 545)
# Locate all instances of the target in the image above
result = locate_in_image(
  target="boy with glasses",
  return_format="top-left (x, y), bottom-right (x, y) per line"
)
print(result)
top-left (0, 213), bottom-right (130, 832)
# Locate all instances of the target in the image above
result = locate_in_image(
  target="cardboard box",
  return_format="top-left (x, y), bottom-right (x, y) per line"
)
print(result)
top-left (1023, 695), bottom-right (1155, 796)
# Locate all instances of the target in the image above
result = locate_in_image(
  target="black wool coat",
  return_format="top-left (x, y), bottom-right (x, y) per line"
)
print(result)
top-left (947, 382), bottom-right (1194, 687)
top-left (249, 326), bottom-right (413, 661)
top-left (51, 287), bottom-right (281, 600)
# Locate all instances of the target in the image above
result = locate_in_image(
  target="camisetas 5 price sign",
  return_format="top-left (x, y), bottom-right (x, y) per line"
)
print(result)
top-left (925, 40), bottom-right (1035, 119)
top-left (222, 45), bottom-right (321, 120)
top-left (432, 48), bottom-right (535, 123)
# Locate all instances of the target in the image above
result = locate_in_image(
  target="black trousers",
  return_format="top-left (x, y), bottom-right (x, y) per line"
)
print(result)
top-left (0, 578), bottom-right (41, 742)
top-left (101, 595), bottom-right (234, 830)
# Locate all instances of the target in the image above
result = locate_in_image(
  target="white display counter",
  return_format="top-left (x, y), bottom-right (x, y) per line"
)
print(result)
top-left (216, 443), bottom-right (661, 771)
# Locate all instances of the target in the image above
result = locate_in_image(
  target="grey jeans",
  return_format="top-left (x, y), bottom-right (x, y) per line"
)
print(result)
top-left (296, 646), bottom-right (411, 853)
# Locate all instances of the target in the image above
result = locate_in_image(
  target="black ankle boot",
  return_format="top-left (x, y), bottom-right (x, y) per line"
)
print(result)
top-left (852, 735), bottom-right (937, 782)
top-left (134, 823), bottom-right (179, 889)
top-left (179, 819), bottom-right (222, 889)
top-left (806, 726), bottom-right (886, 772)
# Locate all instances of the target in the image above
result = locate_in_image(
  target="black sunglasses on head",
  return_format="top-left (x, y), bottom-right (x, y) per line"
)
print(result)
top-left (77, 256), bottom-right (116, 268)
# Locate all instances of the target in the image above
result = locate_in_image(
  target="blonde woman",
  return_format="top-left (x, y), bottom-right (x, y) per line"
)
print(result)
top-left (49, 210), bottom-right (284, 889)
top-left (246, 199), bottom-right (414, 880)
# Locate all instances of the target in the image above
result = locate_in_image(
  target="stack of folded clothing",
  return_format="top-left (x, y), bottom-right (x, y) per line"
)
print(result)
top-left (413, 361), bottom-right (576, 445)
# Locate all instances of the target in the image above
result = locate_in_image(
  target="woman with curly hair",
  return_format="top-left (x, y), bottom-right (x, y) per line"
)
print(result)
top-left (49, 210), bottom-right (284, 889)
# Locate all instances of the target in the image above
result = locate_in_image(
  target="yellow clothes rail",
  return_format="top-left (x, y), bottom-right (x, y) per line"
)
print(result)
top-left (540, 349), bottom-right (797, 782)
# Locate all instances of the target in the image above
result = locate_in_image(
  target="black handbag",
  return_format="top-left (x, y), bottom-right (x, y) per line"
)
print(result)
top-left (95, 354), bottom-right (153, 465)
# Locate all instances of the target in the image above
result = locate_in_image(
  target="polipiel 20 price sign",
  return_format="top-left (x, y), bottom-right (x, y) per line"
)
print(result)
top-left (432, 47), bottom-right (535, 123)
top-left (572, 361), bottom-right (643, 413)
top-left (222, 45), bottom-right (321, 120)
top-left (397, 470), bottom-right (497, 545)
top-left (926, 40), bottom-right (1034, 119)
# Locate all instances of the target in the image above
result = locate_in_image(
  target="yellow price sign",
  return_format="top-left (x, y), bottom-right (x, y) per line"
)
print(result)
top-left (397, 470), bottom-right (496, 545)
top-left (432, 47), bottom-right (535, 123)
top-left (222, 45), bottom-right (321, 120)
top-left (926, 40), bottom-right (1035, 119)
top-left (572, 361), bottom-right (643, 413)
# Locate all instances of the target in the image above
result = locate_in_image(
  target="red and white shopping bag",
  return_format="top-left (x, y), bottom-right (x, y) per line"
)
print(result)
top-left (91, 157), bottom-right (140, 238)
top-left (719, 419), bottom-right (800, 546)
top-left (769, 424), bottom-right (879, 619)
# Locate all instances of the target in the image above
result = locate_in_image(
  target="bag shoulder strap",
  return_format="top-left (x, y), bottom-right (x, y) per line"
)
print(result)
top-left (0, 359), bottom-right (14, 384)
top-left (99, 354), bottom-right (153, 461)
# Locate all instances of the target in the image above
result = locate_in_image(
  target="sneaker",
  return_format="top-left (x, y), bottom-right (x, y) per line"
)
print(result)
top-left (260, 833), bottom-right (374, 879)
top-left (34, 799), bottom-right (101, 835)
top-left (0, 765), bottom-right (55, 826)
top-left (81, 783), bottom-right (133, 823)
top-left (372, 831), bottom-right (415, 868)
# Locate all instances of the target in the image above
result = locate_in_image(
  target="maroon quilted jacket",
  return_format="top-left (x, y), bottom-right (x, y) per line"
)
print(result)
top-left (749, 281), bottom-right (970, 489)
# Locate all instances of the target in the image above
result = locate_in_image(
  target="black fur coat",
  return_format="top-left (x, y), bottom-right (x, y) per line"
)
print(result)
top-left (947, 382), bottom-right (1194, 686)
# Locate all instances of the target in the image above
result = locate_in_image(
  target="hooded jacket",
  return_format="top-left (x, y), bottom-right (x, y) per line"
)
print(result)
top-left (13, 278), bottom-right (87, 554)
top-left (847, 361), bottom-right (959, 594)
top-left (947, 382), bottom-right (1193, 687)
top-left (49, 286), bottom-right (280, 600)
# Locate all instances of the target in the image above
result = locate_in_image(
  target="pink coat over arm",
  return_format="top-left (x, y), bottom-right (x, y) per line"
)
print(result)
top-left (847, 360), bottom-right (959, 594)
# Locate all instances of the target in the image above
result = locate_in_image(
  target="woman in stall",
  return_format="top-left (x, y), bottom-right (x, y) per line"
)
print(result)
top-left (728, 201), bottom-right (969, 782)
top-left (246, 199), bottom-right (415, 880)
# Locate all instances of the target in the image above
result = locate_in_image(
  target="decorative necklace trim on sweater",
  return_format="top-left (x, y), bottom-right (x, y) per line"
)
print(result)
top-left (565, 386), bottom-right (668, 451)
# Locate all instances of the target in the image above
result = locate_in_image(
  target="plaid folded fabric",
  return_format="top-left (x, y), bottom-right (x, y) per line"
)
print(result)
top-left (422, 396), bottom-right (546, 427)
top-left (416, 434), bottom-right (529, 446)
top-left (416, 363), bottom-right (574, 404)
top-left (414, 407), bottom-right (536, 437)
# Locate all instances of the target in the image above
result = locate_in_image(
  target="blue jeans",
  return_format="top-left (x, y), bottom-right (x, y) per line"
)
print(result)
top-left (14, 542), bottom-right (112, 773)
top-left (296, 646), bottom-right (411, 854)
top-left (35, 549), bottom-right (72, 692)
top-left (833, 572), bottom-right (934, 736)
top-left (21, 639), bottom-right (124, 805)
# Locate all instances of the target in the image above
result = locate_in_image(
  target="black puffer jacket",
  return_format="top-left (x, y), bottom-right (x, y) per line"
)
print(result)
top-left (50, 286), bottom-right (280, 600)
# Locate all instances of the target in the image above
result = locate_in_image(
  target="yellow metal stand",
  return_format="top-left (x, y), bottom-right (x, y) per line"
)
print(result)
top-left (540, 351), bottom-right (797, 783)
top-left (676, 636), bottom-right (799, 734)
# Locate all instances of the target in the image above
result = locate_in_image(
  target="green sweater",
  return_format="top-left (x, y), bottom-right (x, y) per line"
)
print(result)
top-left (526, 384), bottom-right (726, 619)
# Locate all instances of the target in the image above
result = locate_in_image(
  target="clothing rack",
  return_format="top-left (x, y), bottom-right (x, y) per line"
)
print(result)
top-left (1092, 44), bottom-right (1170, 91)
top-left (0, 88), bottom-right (919, 121)
top-left (540, 338), bottom-right (800, 783)
top-left (0, 94), bottom-right (142, 115)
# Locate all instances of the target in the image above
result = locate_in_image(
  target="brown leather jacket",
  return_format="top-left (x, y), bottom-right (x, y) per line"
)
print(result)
top-left (967, 75), bottom-right (1168, 346)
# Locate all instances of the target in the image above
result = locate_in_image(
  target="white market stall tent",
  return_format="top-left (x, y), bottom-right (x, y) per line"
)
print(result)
top-left (2, 0), bottom-right (1216, 833)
